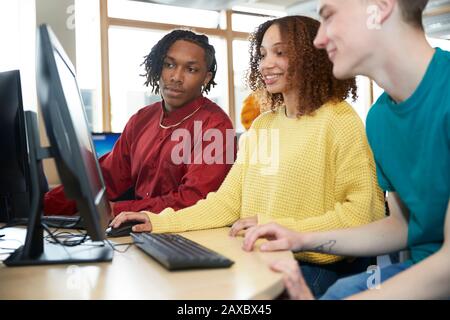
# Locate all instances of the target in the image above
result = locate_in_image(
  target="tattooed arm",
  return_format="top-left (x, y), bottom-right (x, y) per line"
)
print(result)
top-left (243, 192), bottom-right (409, 257)
top-left (349, 201), bottom-right (450, 300)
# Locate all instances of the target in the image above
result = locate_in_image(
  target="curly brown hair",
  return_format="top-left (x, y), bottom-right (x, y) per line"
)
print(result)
top-left (247, 15), bottom-right (357, 116)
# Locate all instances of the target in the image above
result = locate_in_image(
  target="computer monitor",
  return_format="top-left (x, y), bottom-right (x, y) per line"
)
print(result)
top-left (0, 70), bottom-right (31, 223)
top-left (4, 24), bottom-right (113, 266)
top-left (92, 132), bottom-right (121, 158)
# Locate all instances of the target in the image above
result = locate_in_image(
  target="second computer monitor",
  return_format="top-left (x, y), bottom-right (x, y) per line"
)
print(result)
top-left (0, 70), bottom-right (31, 222)
top-left (92, 132), bottom-right (121, 158)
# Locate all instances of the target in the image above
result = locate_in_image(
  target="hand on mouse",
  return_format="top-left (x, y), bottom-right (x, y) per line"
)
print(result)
top-left (110, 211), bottom-right (152, 232)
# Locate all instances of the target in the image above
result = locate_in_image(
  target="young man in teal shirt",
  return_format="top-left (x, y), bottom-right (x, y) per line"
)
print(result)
top-left (241, 0), bottom-right (450, 299)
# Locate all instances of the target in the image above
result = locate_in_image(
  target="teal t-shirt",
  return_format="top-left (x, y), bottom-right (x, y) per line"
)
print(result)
top-left (366, 47), bottom-right (450, 264)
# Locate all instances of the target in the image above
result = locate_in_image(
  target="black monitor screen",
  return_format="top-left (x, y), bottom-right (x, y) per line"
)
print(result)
top-left (0, 70), bottom-right (28, 194)
top-left (53, 50), bottom-right (102, 199)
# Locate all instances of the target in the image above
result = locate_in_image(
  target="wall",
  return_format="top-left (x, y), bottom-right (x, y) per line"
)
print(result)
top-left (0, 0), bottom-right (37, 111)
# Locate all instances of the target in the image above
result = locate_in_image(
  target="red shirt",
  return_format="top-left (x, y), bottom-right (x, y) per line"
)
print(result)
top-left (44, 96), bottom-right (236, 216)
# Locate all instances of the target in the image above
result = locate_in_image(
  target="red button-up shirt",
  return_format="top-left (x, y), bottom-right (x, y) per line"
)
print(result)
top-left (44, 96), bottom-right (236, 216)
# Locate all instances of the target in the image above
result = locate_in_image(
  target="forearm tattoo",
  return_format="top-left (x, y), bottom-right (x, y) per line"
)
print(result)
top-left (312, 240), bottom-right (336, 253)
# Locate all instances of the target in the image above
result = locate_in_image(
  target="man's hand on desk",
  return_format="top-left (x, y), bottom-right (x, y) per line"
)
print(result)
top-left (110, 211), bottom-right (152, 232)
top-left (229, 216), bottom-right (257, 237)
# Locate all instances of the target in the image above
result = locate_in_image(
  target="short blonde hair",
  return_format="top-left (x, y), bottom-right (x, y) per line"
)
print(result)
top-left (398, 0), bottom-right (429, 30)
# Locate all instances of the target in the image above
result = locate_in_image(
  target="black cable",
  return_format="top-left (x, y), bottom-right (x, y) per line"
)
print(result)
top-left (42, 224), bottom-right (88, 247)
top-left (1, 221), bottom-right (134, 253)
top-left (105, 238), bottom-right (134, 253)
top-left (42, 225), bottom-right (133, 253)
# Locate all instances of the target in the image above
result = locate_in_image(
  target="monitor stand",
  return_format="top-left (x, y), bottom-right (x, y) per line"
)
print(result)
top-left (5, 242), bottom-right (113, 266)
top-left (4, 111), bottom-right (113, 267)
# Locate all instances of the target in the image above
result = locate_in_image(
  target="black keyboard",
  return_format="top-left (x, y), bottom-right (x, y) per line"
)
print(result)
top-left (131, 232), bottom-right (234, 271)
top-left (41, 216), bottom-right (84, 229)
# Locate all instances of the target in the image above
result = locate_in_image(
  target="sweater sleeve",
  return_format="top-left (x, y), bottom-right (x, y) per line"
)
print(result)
top-left (258, 111), bottom-right (386, 264)
top-left (145, 133), bottom-right (248, 234)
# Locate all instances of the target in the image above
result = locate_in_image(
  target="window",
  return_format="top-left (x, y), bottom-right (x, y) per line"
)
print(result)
top-left (427, 36), bottom-right (450, 50)
top-left (75, 0), bottom-right (102, 132)
top-left (108, 27), bottom-right (229, 132)
top-left (206, 37), bottom-right (229, 116)
top-left (108, 27), bottom-right (165, 132)
top-left (233, 39), bottom-right (252, 132)
top-left (350, 76), bottom-right (373, 123)
top-left (231, 6), bottom-right (285, 32)
top-left (108, 0), bottom-right (222, 29)
top-left (232, 13), bottom-right (275, 33)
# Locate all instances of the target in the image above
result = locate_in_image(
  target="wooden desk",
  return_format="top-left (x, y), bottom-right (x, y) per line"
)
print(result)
top-left (0, 227), bottom-right (293, 299)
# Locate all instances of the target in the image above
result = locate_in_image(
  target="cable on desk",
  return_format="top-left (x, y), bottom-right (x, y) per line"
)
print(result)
top-left (43, 225), bottom-right (134, 253)
top-left (0, 222), bottom-right (134, 254)
top-left (105, 238), bottom-right (134, 253)
top-left (42, 224), bottom-right (88, 247)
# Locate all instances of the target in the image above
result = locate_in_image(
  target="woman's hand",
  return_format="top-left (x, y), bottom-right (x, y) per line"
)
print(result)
top-left (229, 216), bottom-right (258, 237)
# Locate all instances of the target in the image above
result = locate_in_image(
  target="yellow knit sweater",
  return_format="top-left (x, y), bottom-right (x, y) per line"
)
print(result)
top-left (145, 101), bottom-right (385, 264)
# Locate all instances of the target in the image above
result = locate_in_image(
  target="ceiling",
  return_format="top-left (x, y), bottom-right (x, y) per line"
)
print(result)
top-left (134, 0), bottom-right (450, 38)
top-left (135, 0), bottom-right (314, 12)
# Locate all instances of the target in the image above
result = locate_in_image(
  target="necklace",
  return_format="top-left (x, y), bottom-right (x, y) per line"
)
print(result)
top-left (159, 105), bottom-right (203, 129)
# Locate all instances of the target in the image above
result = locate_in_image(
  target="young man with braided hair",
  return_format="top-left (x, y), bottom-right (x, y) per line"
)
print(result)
top-left (44, 29), bottom-right (236, 217)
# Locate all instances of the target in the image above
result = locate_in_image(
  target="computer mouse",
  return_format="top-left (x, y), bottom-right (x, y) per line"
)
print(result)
top-left (106, 221), bottom-right (139, 237)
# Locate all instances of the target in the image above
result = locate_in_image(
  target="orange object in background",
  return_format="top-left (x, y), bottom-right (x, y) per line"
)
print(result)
top-left (240, 90), bottom-right (271, 131)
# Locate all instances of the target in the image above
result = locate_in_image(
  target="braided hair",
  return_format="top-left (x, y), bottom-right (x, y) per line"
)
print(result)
top-left (142, 29), bottom-right (217, 95)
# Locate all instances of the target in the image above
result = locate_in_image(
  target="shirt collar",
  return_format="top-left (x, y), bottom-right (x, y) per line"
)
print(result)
top-left (160, 96), bottom-right (208, 127)
top-left (384, 48), bottom-right (441, 114)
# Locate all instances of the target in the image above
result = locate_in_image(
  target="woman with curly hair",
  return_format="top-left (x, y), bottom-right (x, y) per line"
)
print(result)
top-left (111, 16), bottom-right (385, 298)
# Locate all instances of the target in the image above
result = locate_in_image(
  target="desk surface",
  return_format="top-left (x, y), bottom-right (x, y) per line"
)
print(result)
top-left (0, 227), bottom-right (292, 299)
